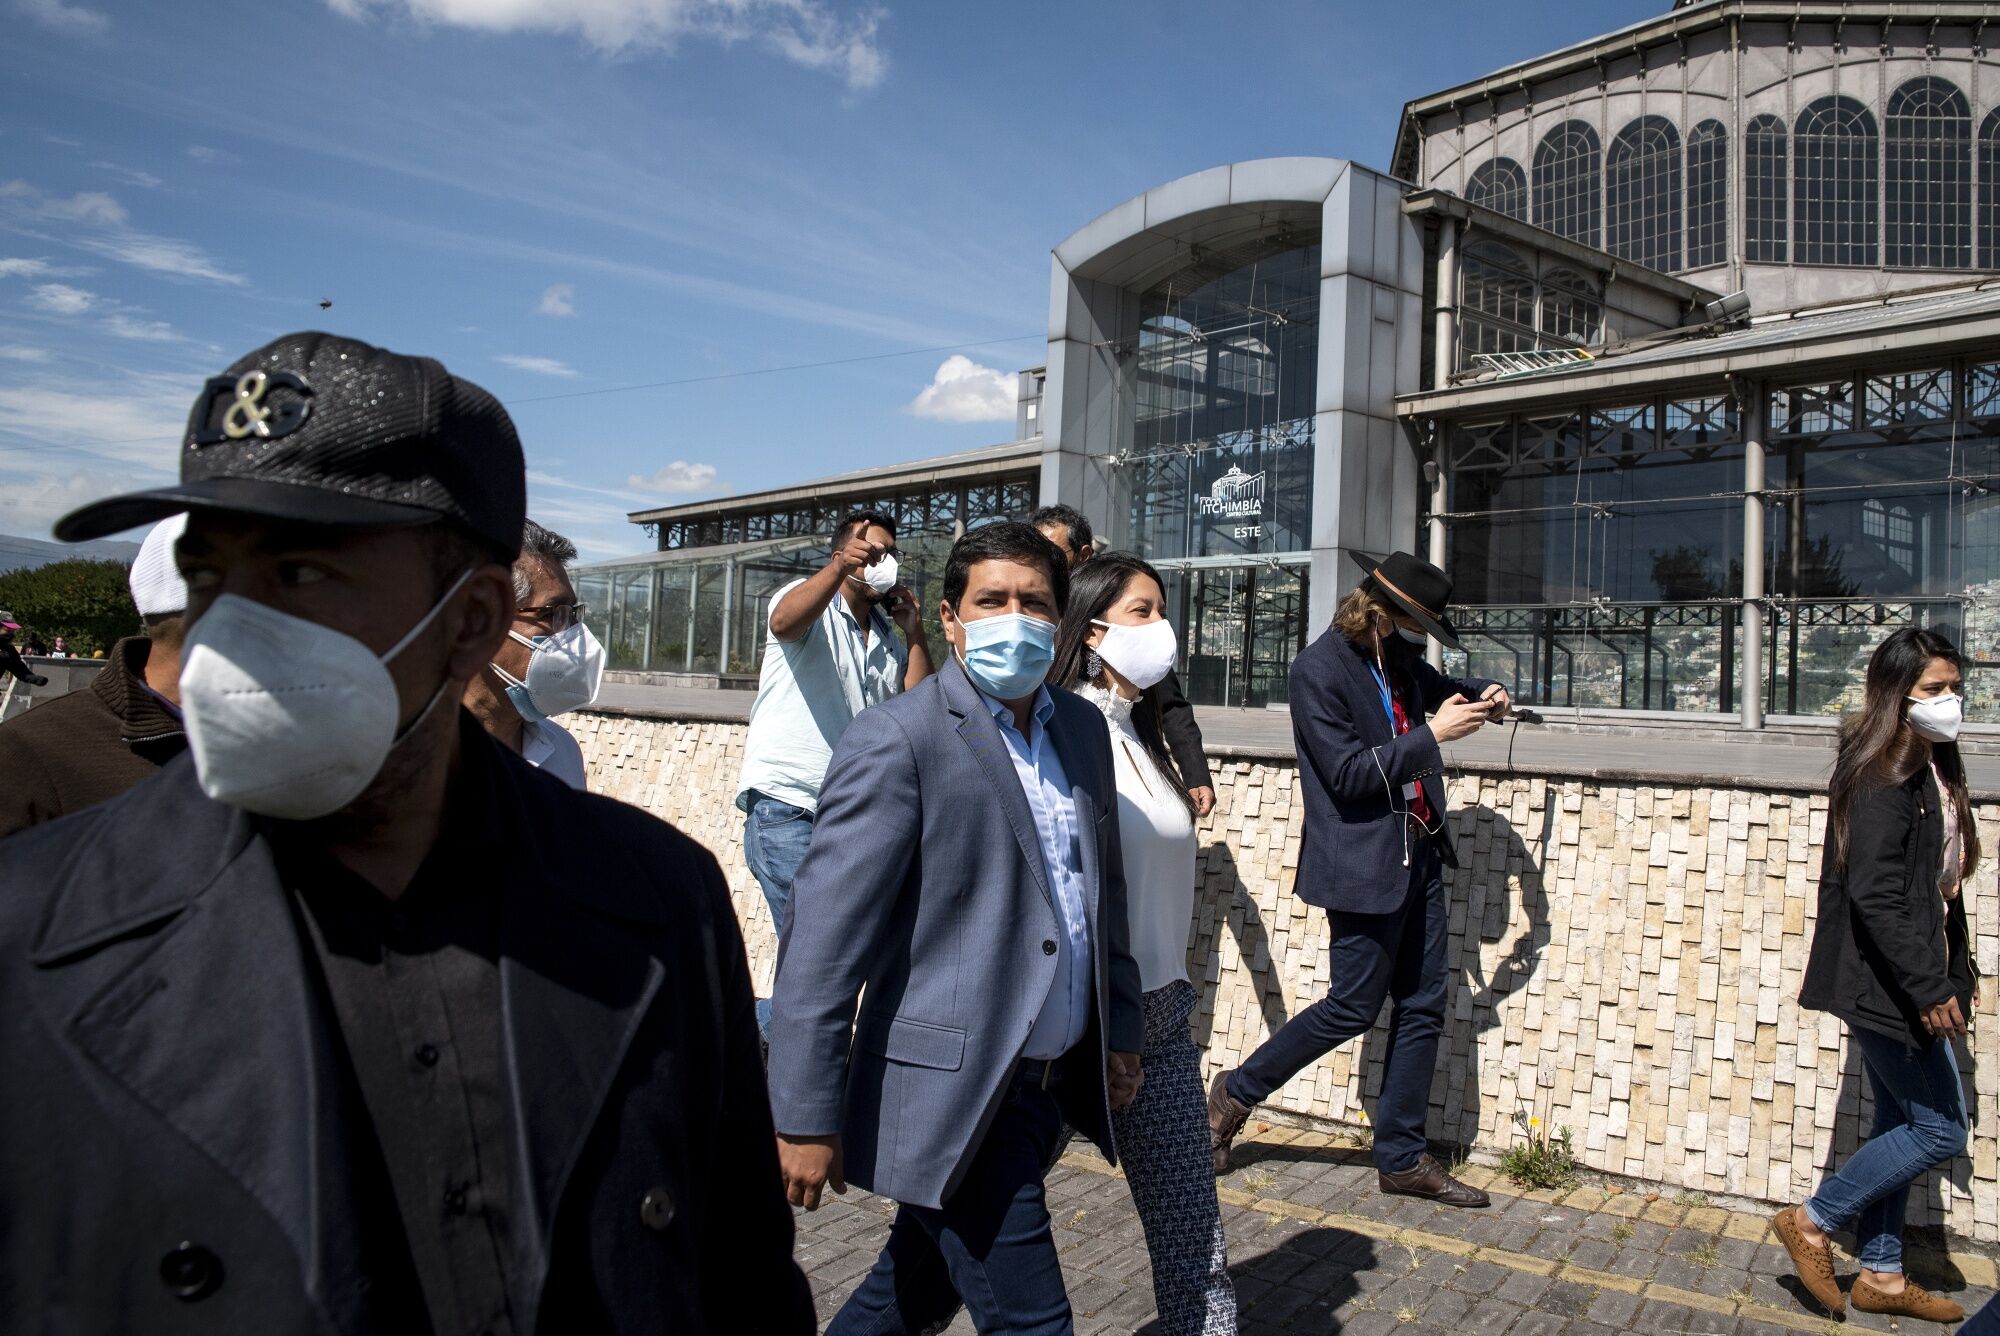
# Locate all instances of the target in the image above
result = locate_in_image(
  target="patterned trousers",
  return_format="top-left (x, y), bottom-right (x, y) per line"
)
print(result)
top-left (1113, 980), bottom-right (1236, 1335)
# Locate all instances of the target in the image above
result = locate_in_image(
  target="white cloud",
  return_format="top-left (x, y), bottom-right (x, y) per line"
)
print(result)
top-left (186, 145), bottom-right (241, 165)
top-left (537, 282), bottom-right (575, 317)
top-left (27, 283), bottom-right (96, 315)
top-left (103, 313), bottom-right (178, 341)
top-left (16, 0), bottom-right (107, 36)
top-left (90, 161), bottom-right (162, 190)
top-left (326, 0), bottom-right (888, 90)
top-left (495, 353), bottom-right (577, 377)
top-left (0, 258), bottom-right (49, 279)
top-left (906, 355), bottom-right (1016, 423)
top-left (0, 345), bottom-right (49, 362)
top-left (626, 461), bottom-right (719, 494)
top-left (0, 180), bottom-right (244, 285)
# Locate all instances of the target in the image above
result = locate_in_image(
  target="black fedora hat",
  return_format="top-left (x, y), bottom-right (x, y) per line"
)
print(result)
top-left (1348, 550), bottom-right (1463, 651)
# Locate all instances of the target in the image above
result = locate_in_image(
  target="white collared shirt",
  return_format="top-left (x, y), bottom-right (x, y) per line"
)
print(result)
top-left (737, 580), bottom-right (906, 813)
top-left (982, 685), bottom-right (1093, 1060)
top-left (521, 716), bottom-right (587, 790)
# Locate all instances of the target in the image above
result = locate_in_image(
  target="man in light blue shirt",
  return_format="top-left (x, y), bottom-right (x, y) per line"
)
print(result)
top-left (737, 508), bottom-right (932, 1037)
top-left (768, 522), bottom-right (1143, 1334)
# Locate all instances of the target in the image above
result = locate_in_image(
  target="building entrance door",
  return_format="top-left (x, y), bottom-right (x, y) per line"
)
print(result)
top-left (1174, 563), bottom-right (1307, 709)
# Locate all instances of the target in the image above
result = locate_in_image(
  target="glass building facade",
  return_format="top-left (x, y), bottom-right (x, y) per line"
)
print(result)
top-left (1113, 241), bottom-right (1321, 708)
top-left (579, 466), bottom-right (1036, 677)
top-left (1436, 356), bottom-right (2000, 720)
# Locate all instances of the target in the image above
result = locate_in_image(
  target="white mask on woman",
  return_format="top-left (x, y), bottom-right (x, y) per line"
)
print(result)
top-left (1091, 617), bottom-right (1179, 690)
top-left (1906, 692), bottom-right (1964, 743)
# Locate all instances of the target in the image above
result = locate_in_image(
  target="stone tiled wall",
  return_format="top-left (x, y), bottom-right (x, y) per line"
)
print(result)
top-left (568, 710), bottom-right (2000, 1244)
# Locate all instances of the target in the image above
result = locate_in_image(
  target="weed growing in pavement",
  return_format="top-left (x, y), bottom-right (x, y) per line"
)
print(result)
top-left (1241, 1170), bottom-right (1277, 1193)
top-left (1395, 1305), bottom-right (1419, 1323)
top-left (1675, 1190), bottom-right (1711, 1208)
top-left (1500, 1105), bottom-right (1577, 1192)
top-left (1340, 1109), bottom-right (1373, 1150)
top-left (1611, 1222), bottom-right (1635, 1243)
top-left (1686, 1240), bottom-right (1720, 1269)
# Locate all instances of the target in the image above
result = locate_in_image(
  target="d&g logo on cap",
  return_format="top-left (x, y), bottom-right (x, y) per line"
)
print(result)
top-left (191, 370), bottom-right (313, 447)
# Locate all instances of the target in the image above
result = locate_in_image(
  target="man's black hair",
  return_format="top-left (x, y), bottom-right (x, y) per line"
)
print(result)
top-left (943, 521), bottom-right (1068, 613)
top-left (831, 509), bottom-right (897, 550)
top-left (1029, 503), bottom-right (1093, 554)
top-left (424, 522), bottom-right (512, 597)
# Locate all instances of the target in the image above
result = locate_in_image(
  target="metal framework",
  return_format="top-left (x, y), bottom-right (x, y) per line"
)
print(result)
top-left (1745, 114), bottom-right (1790, 264)
top-left (1886, 77), bottom-right (1973, 269)
top-left (1608, 115), bottom-right (1684, 273)
top-left (1685, 120), bottom-right (1728, 270)
top-left (1795, 95), bottom-right (1880, 266)
top-left (1978, 107), bottom-right (2000, 268)
top-left (1533, 121), bottom-right (1601, 247)
top-left (1467, 157), bottom-right (1529, 220)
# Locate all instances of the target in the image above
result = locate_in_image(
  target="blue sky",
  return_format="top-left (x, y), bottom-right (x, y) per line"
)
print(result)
top-left (0, 0), bottom-right (1657, 559)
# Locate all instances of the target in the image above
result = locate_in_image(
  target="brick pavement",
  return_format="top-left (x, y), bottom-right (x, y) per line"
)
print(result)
top-left (791, 1128), bottom-right (1999, 1334)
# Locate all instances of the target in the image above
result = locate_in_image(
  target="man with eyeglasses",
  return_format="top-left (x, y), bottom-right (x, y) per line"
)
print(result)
top-left (462, 518), bottom-right (603, 790)
top-left (738, 508), bottom-right (932, 1042)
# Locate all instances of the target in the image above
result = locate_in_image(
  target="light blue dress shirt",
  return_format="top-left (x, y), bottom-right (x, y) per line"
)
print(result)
top-left (981, 686), bottom-right (1093, 1060)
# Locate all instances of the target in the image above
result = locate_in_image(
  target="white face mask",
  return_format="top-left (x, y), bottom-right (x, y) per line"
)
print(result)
top-left (1090, 617), bottom-right (1178, 690)
top-left (1907, 692), bottom-right (1964, 743)
top-left (179, 572), bottom-right (469, 820)
top-left (850, 552), bottom-right (898, 597)
top-left (491, 621), bottom-right (605, 723)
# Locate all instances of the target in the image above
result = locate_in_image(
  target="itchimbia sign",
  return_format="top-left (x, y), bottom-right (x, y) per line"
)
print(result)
top-left (1197, 464), bottom-right (1266, 540)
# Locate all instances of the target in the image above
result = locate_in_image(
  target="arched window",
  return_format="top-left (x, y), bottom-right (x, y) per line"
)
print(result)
top-left (1982, 108), bottom-right (2000, 268)
top-left (1458, 239), bottom-right (1537, 365)
top-left (1795, 96), bottom-right (1878, 266)
top-left (1746, 114), bottom-right (1789, 263)
top-left (1467, 157), bottom-right (1529, 220)
top-left (1886, 77), bottom-right (1972, 268)
top-left (1607, 116), bottom-right (1683, 271)
top-left (1685, 120), bottom-right (1728, 269)
top-left (1534, 121), bottom-right (1601, 245)
top-left (1539, 267), bottom-right (1603, 344)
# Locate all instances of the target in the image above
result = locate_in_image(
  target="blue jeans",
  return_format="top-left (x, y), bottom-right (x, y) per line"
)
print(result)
top-left (1963, 1293), bottom-right (2000, 1335)
top-left (830, 1076), bottom-right (1071, 1335)
top-left (1805, 1027), bottom-right (1969, 1273)
top-left (1227, 844), bottom-right (1446, 1175)
top-left (743, 792), bottom-right (814, 1040)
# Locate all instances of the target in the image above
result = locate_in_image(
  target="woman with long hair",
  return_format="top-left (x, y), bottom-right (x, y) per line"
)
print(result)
top-left (1776, 626), bottom-right (1978, 1325)
top-left (1053, 551), bottom-right (1235, 1334)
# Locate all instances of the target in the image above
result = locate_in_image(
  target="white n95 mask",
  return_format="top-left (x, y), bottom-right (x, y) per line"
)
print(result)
top-left (1091, 618), bottom-right (1179, 690)
top-left (179, 572), bottom-right (469, 820)
top-left (853, 552), bottom-right (898, 596)
top-left (491, 621), bottom-right (605, 723)
top-left (1907, 692), bottom-right (1964, 743)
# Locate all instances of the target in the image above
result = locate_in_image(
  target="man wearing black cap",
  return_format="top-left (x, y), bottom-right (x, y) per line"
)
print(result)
top-left (1207, 551), bottom-right (1508, 1208)
top-left (0, 333), bottom-right (811, 1331)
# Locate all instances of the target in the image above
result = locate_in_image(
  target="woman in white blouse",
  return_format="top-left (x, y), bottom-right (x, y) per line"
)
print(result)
top-left (1054, 551), bottom-right (1235, 1335)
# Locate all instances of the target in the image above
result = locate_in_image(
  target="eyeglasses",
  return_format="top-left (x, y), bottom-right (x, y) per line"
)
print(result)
top-left (518, 601), bottom-right (588, 631)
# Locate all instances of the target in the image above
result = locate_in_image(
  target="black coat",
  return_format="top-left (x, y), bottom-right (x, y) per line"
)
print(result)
top-left (1145, 670), bottom-right (1214, 791)
top-left (0, 636), bottom-right (185, 839)
top-left (1290, 629), bottom-right (1498, 914)
top-left (1801, 767), bottom-right (1976, 1047)
top-left (0, 725), bottom-right (812, 1334)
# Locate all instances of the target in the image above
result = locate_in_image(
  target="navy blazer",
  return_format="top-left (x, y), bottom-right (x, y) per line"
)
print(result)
top-left (766, 658), bottom-right (1143, 1211)
top-left (1290, 629), bottom-right (1499, 915)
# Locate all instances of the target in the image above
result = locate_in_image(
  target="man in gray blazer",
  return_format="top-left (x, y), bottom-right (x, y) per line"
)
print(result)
top-left (768, 521), bottom-right (1145, 1334)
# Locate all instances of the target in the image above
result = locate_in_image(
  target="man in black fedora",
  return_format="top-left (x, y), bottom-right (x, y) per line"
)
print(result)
top-left (1207, 550), bottom-right (1508, 1206)
top-left (0, 332), bottom-right (811, 1331)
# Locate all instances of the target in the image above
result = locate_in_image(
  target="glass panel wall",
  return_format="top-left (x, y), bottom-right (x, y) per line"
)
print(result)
top-left (1438, 359), bottom-right (2000, 719)
top-left (1119, 242), bottom-right (1319, 562)
top-left (587, 469), bottom-right (1038, 676)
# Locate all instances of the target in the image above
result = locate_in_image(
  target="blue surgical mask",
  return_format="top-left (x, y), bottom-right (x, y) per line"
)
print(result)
top-left (958, 611), bottom-right (1056, 701)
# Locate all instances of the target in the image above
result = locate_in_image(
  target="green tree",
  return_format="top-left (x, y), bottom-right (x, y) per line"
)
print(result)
top-left (0, 559), bottom-right (137, 655)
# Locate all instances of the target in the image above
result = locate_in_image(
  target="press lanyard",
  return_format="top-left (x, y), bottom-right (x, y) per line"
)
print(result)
top-left (1368, 662), bottom-right (1401, 736)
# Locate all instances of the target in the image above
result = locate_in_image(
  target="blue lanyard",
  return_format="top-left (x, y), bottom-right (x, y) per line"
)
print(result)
top-left (1367, 662), bottom-right (1402, 736)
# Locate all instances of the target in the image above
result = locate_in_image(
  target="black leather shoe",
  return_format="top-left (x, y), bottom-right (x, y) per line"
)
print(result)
top-left (1378, 1153), bottom-right (1490, 1208)
top-left (1206, 1070), bottom-right (1251, 1175)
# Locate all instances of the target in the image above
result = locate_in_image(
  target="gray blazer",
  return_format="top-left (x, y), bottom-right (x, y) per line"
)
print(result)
top-left (766, 657), bottom-right (1145, 1210)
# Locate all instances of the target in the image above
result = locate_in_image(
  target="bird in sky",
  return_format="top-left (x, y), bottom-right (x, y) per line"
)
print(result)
top-left (319, 299), bottom-right (333, 310)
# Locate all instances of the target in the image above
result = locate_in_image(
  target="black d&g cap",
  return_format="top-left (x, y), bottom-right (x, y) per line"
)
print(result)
top-left (55, 331), bottom-right (527, 560)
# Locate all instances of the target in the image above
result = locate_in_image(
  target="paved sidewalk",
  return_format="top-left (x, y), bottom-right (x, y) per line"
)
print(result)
top-left (793, 1127), bottom-right (1998, 1334)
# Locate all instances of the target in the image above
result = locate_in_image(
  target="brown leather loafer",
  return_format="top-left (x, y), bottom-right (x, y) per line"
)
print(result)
top-left (1206, 1069), bottom-right (1251, 1175)
top-left (1378, 1153), bottom-right (1490, 1208)
top-left (1772, 1206), bottom-right (1845, 1317)
top-left (1851, 1276), bottom-right (1963, 1322)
